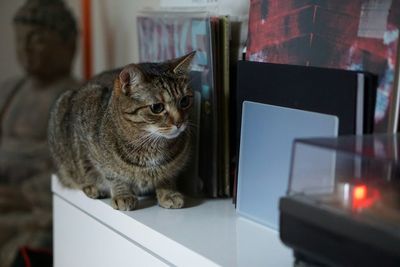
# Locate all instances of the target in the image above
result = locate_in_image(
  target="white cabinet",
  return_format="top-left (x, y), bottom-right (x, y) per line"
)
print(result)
top-left (52, 175), bottom-right (293, 267)
top-left (54, 196), bottom-right (168, 267)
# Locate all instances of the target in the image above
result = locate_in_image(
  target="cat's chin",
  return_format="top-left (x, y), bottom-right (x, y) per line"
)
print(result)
top-left (148, 125), bottom-right (186, 140)
top-left (153, 130), bottom-right (183, 140)
top-left (162, 131), bottom-right (182, 139)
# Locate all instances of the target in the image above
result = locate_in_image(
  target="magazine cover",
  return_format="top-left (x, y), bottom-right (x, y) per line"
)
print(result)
top-left (246, 0), bottom-right (400, 133)
top-left (137, 11), bottom-right (218, 196)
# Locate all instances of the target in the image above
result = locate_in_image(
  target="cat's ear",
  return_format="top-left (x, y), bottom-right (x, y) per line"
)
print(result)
top-left (171, 51), bottom-right (196, 76)
top-left (118, 64), bottom-right (143, 95)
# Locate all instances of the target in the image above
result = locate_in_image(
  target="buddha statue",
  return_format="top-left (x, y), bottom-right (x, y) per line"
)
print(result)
top-left (0, 0), bottom-right (79, 265)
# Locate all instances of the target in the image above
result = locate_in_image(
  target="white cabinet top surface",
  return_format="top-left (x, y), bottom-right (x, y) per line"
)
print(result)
top-left (52, 175), bottom-right (292, 267)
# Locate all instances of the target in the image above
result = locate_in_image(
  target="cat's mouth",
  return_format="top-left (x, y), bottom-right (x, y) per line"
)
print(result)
top-left (163, 124), bottom-right (187, 139)
top-left (147, 124), bottom-right (187, 139)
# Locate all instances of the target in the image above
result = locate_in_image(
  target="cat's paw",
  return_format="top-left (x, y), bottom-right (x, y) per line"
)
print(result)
top-left (158, 191), bottom-right (184, 209)
top-left (111, 194), bottom-right (137, 211)
top-left (82, 185), bottom-right (107, 199)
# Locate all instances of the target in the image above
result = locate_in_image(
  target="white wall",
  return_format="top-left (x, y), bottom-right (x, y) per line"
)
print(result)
top-left (91, 0), bottom-right (160, 74)
top-left (90, 0), bottom-right (249, 74)
top-left (0, 0), bottom-right (249, 81)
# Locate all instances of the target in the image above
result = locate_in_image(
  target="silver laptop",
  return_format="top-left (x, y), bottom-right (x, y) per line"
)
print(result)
top-left (236, 101), bottom-right (339, 230)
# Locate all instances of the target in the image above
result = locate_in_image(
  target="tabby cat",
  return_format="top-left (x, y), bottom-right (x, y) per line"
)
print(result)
top-left (48, 52), bottom-right (196, 210)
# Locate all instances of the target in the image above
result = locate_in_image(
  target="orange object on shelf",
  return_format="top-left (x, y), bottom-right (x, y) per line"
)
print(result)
top-left (82, 0), bottom-right (92, 80)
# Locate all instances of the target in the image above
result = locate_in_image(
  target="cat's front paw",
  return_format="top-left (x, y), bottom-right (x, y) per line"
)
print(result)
top-left (158, 191), bottom-right (184, 209)
top-left (83, 185), bottom-right (107, 199)
top-left (111, 194), bottom-right (138, 211)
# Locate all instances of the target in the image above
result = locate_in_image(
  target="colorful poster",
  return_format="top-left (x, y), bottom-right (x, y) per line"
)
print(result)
top-left (246, 0), bottom-right (400, 133)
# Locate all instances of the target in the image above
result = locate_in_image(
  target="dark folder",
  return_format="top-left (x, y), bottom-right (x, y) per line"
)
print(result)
top-left (235, 61), bottom-right (377, 143)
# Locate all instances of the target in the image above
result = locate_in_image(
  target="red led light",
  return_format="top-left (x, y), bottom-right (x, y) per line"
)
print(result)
top-left (351, 184), bottom-right (381, 210)
top-left (353, 185), bottom-right (367, 200)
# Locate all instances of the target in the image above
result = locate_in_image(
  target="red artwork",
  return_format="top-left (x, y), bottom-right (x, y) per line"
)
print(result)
top-left (246, 0), bottom-right (400, 133)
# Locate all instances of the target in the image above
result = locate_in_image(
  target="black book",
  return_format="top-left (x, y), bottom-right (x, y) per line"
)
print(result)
top-left (235, 60), bottom-right (377, 147)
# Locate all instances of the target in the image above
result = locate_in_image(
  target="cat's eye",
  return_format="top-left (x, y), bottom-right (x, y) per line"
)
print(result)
top-left (150, 103), bottom-right (165, 114)
top-left (179, 96), bottom-right (192, 109)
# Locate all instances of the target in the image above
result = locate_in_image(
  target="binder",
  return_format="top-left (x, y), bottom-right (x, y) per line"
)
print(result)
top-left (235, 60), bottom-right (376, 150)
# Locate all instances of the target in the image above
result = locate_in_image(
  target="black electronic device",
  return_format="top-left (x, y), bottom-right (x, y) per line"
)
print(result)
top-left (280, 134), bottom-right (400, 267)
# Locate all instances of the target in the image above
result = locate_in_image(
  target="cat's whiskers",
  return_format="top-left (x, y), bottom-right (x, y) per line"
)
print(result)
top-left (131, 131), bottom-right (165, 154)
top-left (186, 122), bottom-right (198, 129)
top-left (185, 123), bottom-right (196, 135)
top-left (131, 134), bottom-right (154, 151)
top-left (121, 140), bottom-right (150, 160)
top-left (150, 133), bottom-right (165, 147)
top-left (131, 132), bottom-right (153, 145)
top-left (185, 127), bottom-right (194, 139)
top-left (120, 132), bottom-right (154, 158)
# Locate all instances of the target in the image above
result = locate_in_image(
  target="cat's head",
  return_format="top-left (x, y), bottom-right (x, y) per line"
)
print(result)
top-left (114, 51), bottom-right (196, 140)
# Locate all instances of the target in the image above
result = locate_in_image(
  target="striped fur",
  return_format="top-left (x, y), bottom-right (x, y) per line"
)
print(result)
top-left (48, 53), bottom-right (195, 210)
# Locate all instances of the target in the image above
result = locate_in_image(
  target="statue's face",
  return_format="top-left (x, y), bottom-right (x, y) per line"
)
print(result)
top-left (14, 24), bottom-right (75, 79)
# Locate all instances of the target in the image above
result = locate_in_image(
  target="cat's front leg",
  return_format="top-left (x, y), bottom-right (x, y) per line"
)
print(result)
top-left (108, 179), bottom-right (138, 211)
top-left (82, 184), bottom-right (108, 199)
top-left (155, 182), bottom-right (184, 209)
